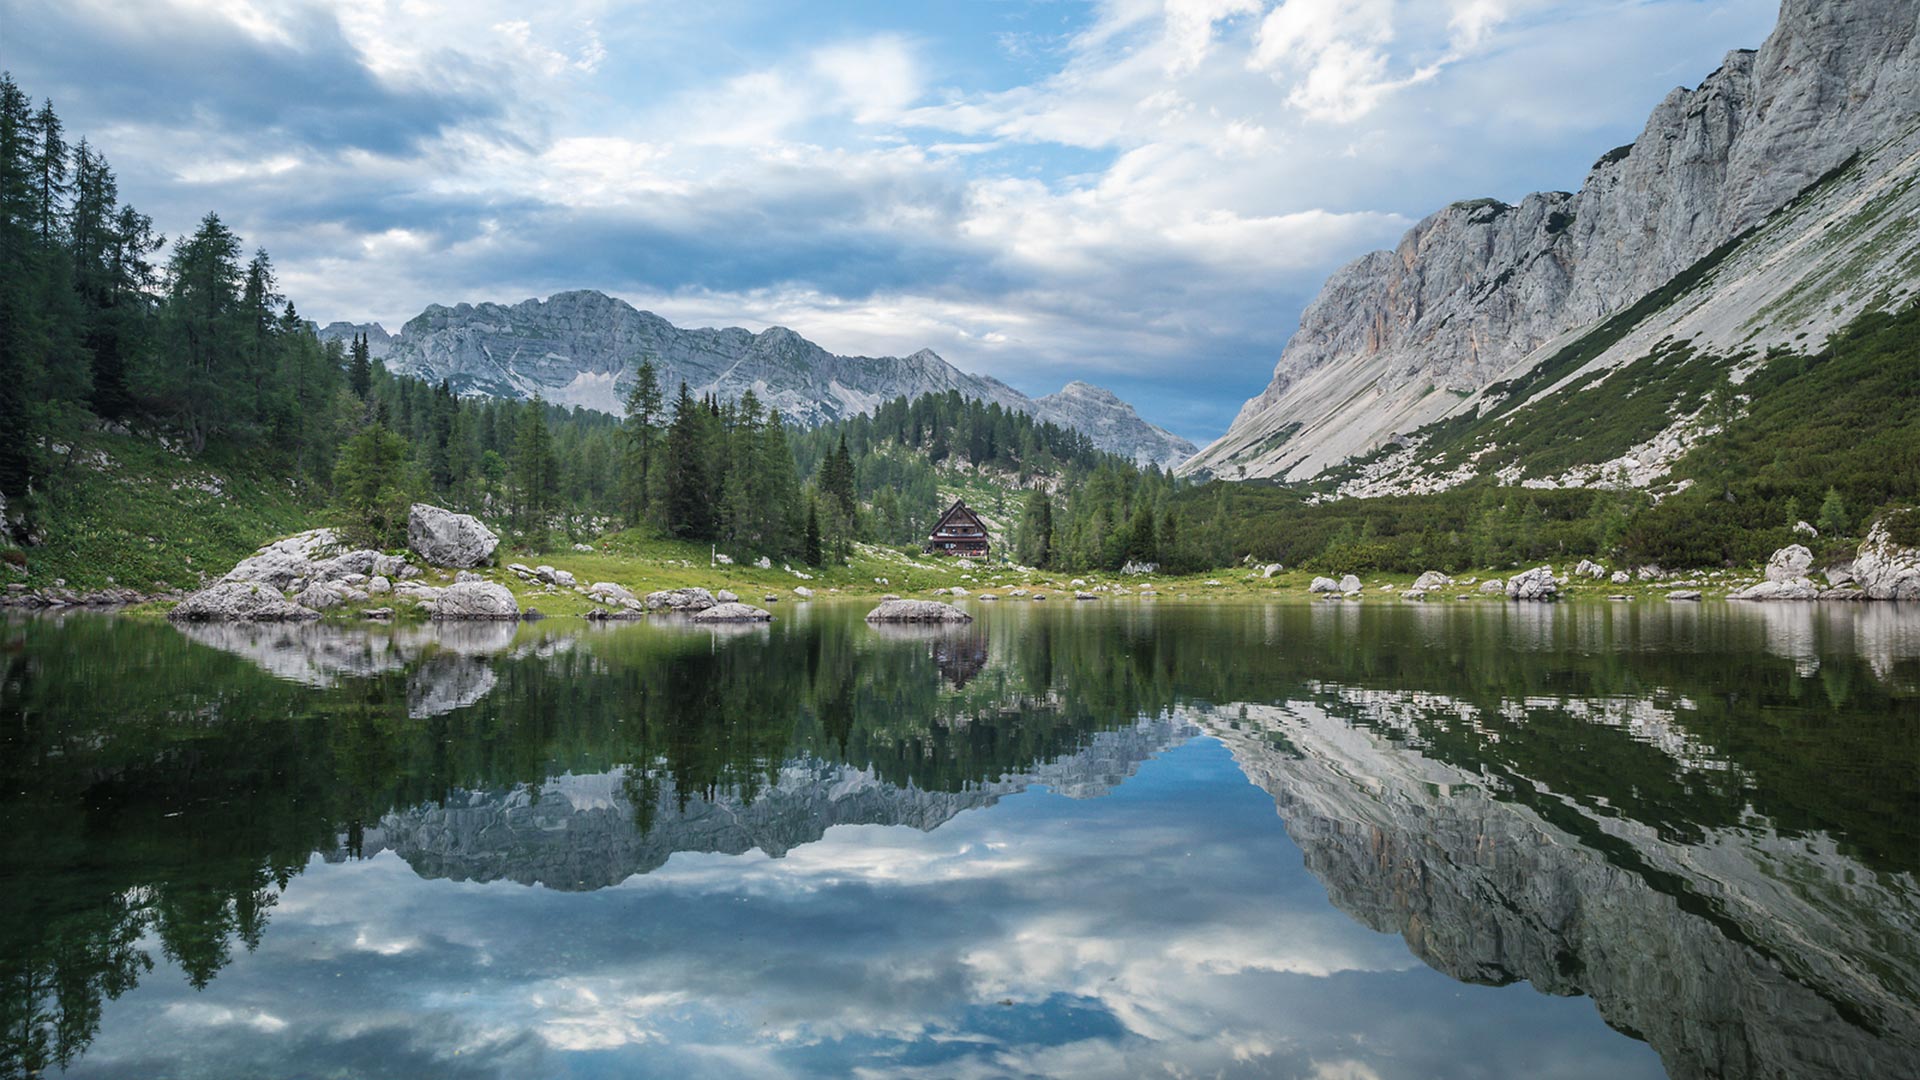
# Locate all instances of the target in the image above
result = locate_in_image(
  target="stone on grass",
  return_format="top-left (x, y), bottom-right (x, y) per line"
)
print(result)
top-left (1412, 571), bottom-right (1452, 591)
top-left (645, 587), bottom-right (717, 612)
top-left (1765, 544), bottom-right (1815, 583)
top-left (1506, 567), bottom-right (1558, 601)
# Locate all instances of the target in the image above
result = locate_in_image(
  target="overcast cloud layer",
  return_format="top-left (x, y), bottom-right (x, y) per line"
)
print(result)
top-left (1, 0), bottom-right (1778, 440)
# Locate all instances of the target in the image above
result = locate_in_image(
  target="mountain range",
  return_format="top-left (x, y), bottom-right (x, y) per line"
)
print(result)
top-left (1183, 0), bottom-right (1920, 494)
top-left (318, 292), bottom-right (1197, 469)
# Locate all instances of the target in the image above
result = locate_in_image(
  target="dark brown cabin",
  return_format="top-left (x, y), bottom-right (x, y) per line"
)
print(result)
top-left (924, 499), bottom-right (991, 558)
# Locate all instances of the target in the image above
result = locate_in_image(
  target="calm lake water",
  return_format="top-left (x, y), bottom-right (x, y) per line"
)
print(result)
top-left (3, 601), bottom-right (1917, 1079)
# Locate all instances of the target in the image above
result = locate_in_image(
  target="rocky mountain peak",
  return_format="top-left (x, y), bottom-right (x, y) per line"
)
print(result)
top-left (362, 289), bottom-right (1196, 467)
top-left (1185, 0), bottom-right (1920, 484)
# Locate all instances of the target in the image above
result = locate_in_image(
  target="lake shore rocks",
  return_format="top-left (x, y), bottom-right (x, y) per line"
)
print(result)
top-left (428, 581), bottom-right (519, 620)
top-left (646, 587), bottom-right (716, 612)
top-left (691, 602), bottom-right (772, 623)
top-left (169, 581), bottom-right (320, 622)
top-left (1506, 567), bottom-right (1558, 601)
top-left (1766, 544), bottom-right (1815, 582)
top-left (1853, 513), bottom-right (1920, 600)
top-left (407, 503), bottom-right (498, 568)
top-left (866, 599), bottom-right (972, 623)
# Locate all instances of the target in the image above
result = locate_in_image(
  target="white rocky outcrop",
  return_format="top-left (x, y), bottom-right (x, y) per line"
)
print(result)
top-left (646, 587), bottom-right (717, 612)
top-left (1853, 512), bottom-right (1920, 600)
top-left (692, 602), bottom-right (773, 623)
top-left (1412, 571), bottom-right (1453, 591)
top-left (169, 582), bottom-right (320, 622)
top-left (865, 599), bottom-right (972, 623)
top-left (1766, 544), bottom-right (1816, 582)
top-left (1506, 567), bottom-right (1559, 601)
top-left (429, 581), bottom-right (520, 620)
top-left (407, 503), bottom-right (499, 568)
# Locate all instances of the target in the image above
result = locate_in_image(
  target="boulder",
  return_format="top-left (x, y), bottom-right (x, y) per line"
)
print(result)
top-left (1824, 562), bottom-right (1855, 587)
top-left (1479, 578), bottom-right (1505, 594)
top-left (456, 570), bottom-right (485, 584)
top-left (1074, 591), bottom-right (1098, 600)
top-left (1730, 578), bottom-right (1822, 601)
top-left (587, 581), bottom-right (634, 603)
top-left (1574, 559), bottom-right (1606, 579)
top-left (372, 553), bottom-right (409, 578)
top-left (169, 582), bottom-right (320, 622)
top-left (292, 582), bottom-right (352, 611)
top-left (1821, 587), bottom-right (1867, 601)
top-left (222, 528), bottom-right (341, 589)
top-left (1793, 520), bottom-right (1818, 538)
top-left (1667, 590), bottom-right (1704, 601)
top-left (367, 575), bottom-right (392, 595)
top-left (1412, 571), bottom-right (1453, 591)
top-left (692, 602), bottom-right (773, 623)
top-left (1338, 574), bottom-right (1362, 593)
top-left (755, 556), bottom-right (773, 570)
top-left (1120, 561), bottom-right (1158, 575)
top-left (1853, 512), bottom-right (1920, 600)
top-left (866, 599), bottom-right (973, 623)
top-left (1506, 567), bottom-right (1558, 601)
top-left (715, 589), bottom-right (739, 603)
top-left (645, 587), bottom-right (717, 612)
top-left (793, 586), bottom-right (814, 599)
top-left (430, 581), bottom-right (520, 620)
top-left (573, 543), bottom-right (595, 552)
top-left (1261, 563), bottom-right (1284, 578)
top-left (1309, 577), bottom-right (1341, 594)
top-left (1765, 544), bottom-right (1815, 583)
top-left (1611, 570), bottom-right (1631, 585)
top-left (407, 503), bottom-right (499, 568)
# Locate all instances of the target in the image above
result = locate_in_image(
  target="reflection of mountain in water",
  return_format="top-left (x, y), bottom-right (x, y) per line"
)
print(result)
top-left (1196, 695), bottom-right (1920, 1080)
top-left (339, 717), bottom-right (1194, 890)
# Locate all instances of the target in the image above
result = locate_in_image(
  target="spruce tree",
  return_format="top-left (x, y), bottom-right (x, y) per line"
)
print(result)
top-left (662, 381), bottom-right (713, 539)
top-left (622, 356), bottom-right (663, 525)
top-left (347, 332), bottom-right (372, 400)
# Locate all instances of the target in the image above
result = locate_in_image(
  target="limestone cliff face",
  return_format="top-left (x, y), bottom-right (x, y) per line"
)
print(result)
top-left (315, 320), bottom-right (393, 359)
top-left (377, 289), bottom-right (1196, 467)
top-left (342, 717), bottom-right (1195, 890)
top-left (1187, 0), bottom-right (1920, 482)
top-left (1197, 698), bottom-right (1920, 1080)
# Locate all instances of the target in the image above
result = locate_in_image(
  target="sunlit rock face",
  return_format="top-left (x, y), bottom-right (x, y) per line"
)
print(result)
top-left (379, 289), bottom-right (1195, 467)
top-left (1188, 0), bottom-right (1920, 484)
top-left (343, 717), bottom-right (1195, 890)
top-left (1194, 695), bottom-right (1920, 1080)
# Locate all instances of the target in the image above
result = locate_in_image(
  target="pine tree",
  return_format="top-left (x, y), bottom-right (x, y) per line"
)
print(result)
top-left (332, 419), bottom-right (411, 548)
top-left (1818, 487), bottom-right (1850, 538)
top-left (512, 397), bottom-right (559, 544)
top-left (662, 381), bottom-right (713, 539)
top-left (803, 497), bottom-right (823, 566)
top-left (347, 332), bottom-right (372, 400)
top-left (622, 356), bottom-right (663, 525)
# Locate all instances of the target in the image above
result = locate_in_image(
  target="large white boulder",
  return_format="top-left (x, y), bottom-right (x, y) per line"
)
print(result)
top-left (408, 504), bottom-right (499, 568)
top-left (221, 529), bottom-right (341, 589)
top-left (1338, 574), bottom-right (1362, 593)
top-left (169, 582), bottom-right (320, 622)
top-left (866, 599), bottom-right (972, 623)
top-left (1574, 559), bottom-right (1607, 579)
top-left (1765, 544), bottom-right (1815, 582)
top-left (430, 581), bottom-right (520, 620)
top-left (1479, 578), bottom-right (1506, 594)
top-left (646, 587), bottom-right (717, 612)
top-left (1853, 512), bottom-right (1920, 600)
top-left (1412, 571), bottom-right (1453, 591)
top-left (1309, 577), bottom-right (1341, 594)
top-left (1731, 578), bottom-right (1822, 601)
top-left (692, 602), bottom-right (772, 623)
top-left (1506, 567), bottom-right (1559, 601)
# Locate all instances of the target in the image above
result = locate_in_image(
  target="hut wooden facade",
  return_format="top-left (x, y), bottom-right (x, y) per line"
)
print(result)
top-left (924, 499), bottom-right (991, 558)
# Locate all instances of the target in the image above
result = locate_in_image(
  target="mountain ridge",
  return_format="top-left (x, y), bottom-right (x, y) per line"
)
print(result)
top-left (319, 290), bottom-right (1197, 469)
top-left (1184, 0), bottom-right (1920, 486)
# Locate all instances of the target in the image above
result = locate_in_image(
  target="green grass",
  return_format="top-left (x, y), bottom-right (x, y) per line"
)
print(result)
top-left (10, 429), bottom-right (320, 592)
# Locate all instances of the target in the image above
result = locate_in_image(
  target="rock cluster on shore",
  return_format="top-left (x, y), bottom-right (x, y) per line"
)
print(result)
top-left (866, 599), bottom-right (972, 623)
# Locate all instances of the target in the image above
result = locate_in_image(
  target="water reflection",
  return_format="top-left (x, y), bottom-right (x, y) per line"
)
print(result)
top-left (1, 601), bottom-right (1916, 1078)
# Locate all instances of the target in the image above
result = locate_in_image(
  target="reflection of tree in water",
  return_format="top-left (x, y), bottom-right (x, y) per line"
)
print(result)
top-left (2, 602), bottom-right (1916, 1076)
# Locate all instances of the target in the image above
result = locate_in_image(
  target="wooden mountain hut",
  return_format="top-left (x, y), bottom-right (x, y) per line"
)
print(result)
top-left (923, 499), bottom-right (992, 558)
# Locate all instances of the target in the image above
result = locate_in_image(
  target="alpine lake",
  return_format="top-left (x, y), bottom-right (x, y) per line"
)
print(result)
top-left (3, 598), bottom-right (1917, 1080)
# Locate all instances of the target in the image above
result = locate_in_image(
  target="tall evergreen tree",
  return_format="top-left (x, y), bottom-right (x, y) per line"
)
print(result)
top-left (661, 381), bottom-right (713, 539)
top-left (622, 356), bottom-right (663, 525)
top-left (346, 332), bottom-right (372, 401)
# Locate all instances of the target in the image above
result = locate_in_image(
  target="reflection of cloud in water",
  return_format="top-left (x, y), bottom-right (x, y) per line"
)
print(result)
top-left (81, 738), bottom-right (1663, 1080)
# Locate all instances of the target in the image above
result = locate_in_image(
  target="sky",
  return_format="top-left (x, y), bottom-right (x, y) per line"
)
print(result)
top-left (0, 0), bottom-right (1780, 443)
